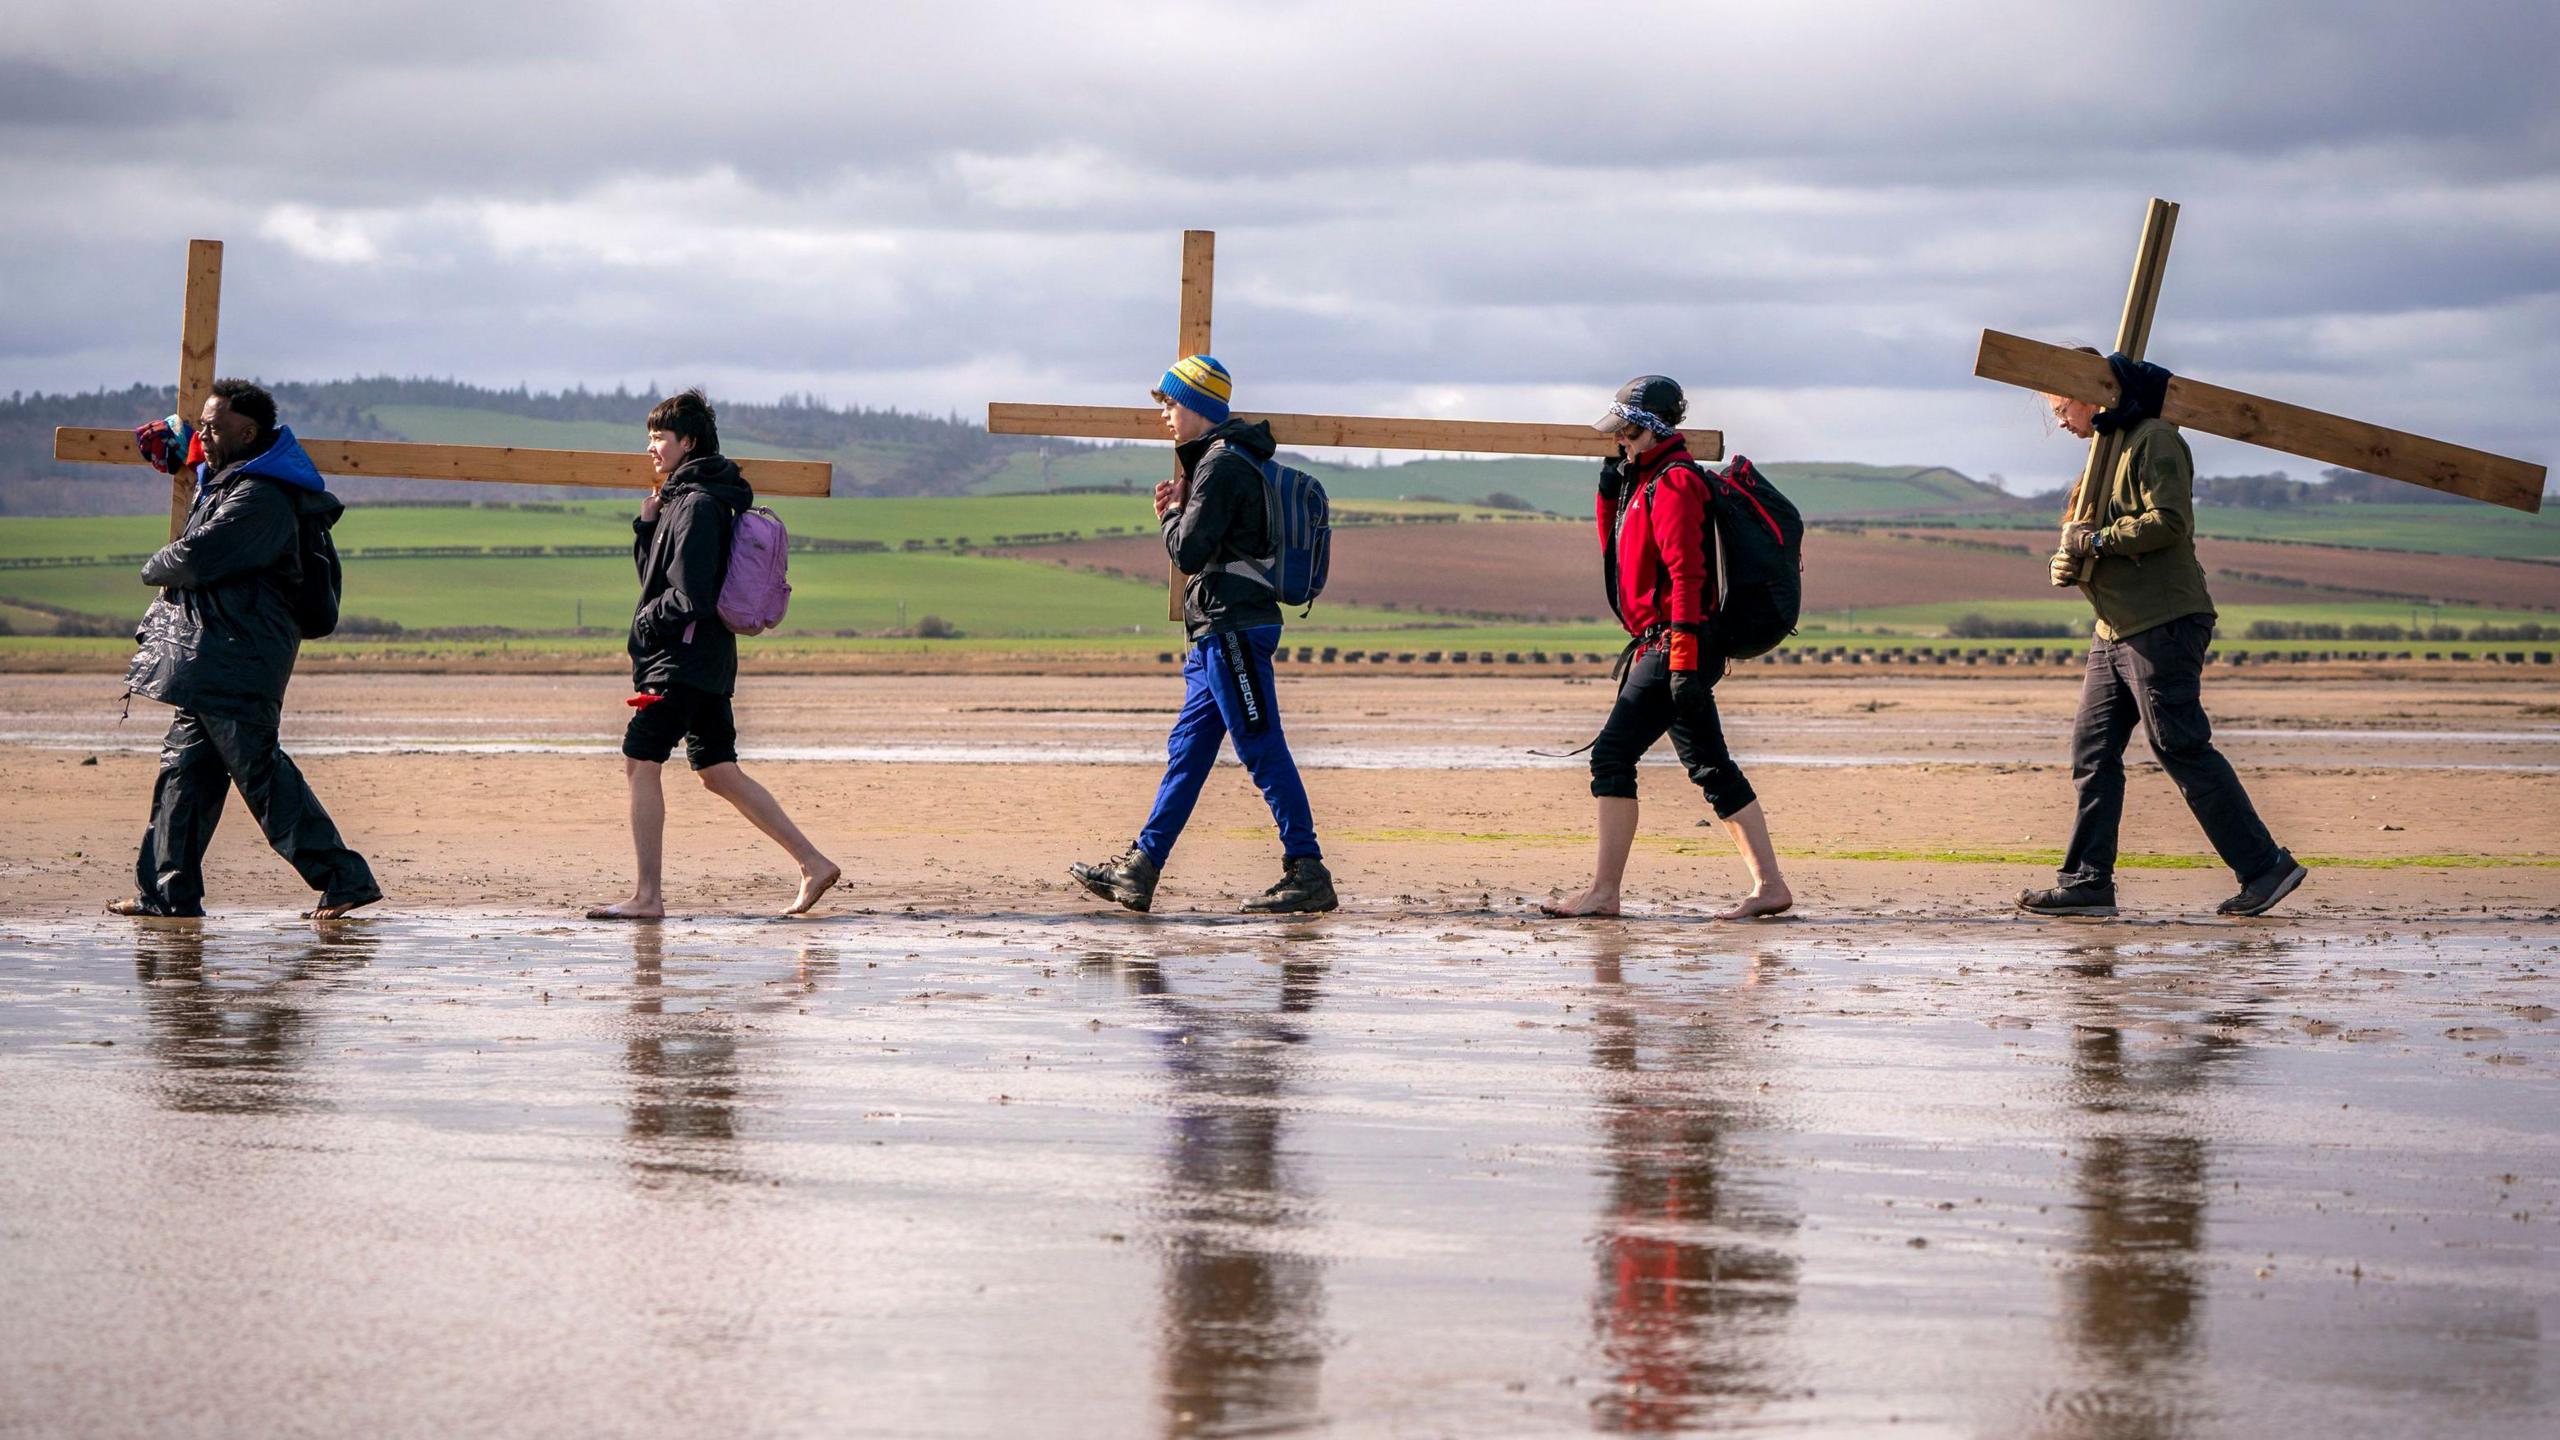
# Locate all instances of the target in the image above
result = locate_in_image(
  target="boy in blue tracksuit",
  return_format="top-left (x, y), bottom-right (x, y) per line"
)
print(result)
top-left (1070, 355), bottom-right (1335, 915)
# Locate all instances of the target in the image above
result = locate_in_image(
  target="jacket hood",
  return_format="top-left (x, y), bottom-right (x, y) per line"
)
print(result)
top-left (219, 427), bottom-right (328, 492)
top-left (1184, 417), bottom-right (1276, 465)
top-left (210, 427), bottom-right (344, 525)
top-left (662, 452), bottom-right (754, 513)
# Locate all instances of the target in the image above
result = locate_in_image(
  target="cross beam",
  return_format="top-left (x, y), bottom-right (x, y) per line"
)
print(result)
top-left (1974, 200), bottom-right (2545, 521)
top-left (56, 239), bottom-right (834, 542)
top-left (1977, 331), bottom-right (2546, 514)
top-left (987, 230), bottom-right (1724, 617)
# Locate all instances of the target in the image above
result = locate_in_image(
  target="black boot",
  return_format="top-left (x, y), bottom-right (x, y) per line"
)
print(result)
top-left (2217, 853), bottom-right (2308, 917)
top-left (2017, 879), bottom-right (2117, 918)
top-left (1069, 845), bottom-right (1160, 913)
top-left (1242, 857), bottom-right (1338, 915)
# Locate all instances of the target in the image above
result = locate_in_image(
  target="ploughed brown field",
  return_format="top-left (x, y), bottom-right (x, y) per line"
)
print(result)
top-left (1883, 527), bottom-right (2560, 612)
top-left (1001, 523), bottom-right (2339, 619)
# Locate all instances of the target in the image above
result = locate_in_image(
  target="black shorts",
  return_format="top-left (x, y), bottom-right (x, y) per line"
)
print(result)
top-left (621, 684), bottom-right (739, 769)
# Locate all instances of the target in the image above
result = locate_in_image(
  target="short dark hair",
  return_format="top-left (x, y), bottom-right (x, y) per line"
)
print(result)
top-left (209, 378), bottom-right (277, 442)
top-left (646, 388), bottom-right (720, 455)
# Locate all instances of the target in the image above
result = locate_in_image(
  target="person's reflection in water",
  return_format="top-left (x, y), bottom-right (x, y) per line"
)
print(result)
top-left (621, 924), bottom-right (749, 1189)
top-left (2047, 943), bottom-right (2266, 1436)
top-left (133, 921), bottom-right (375, 1113)
top-left (1086, 953), bottom-right (1328, 1438)
top-left (1584, 939), bottom-right (1801, 1434)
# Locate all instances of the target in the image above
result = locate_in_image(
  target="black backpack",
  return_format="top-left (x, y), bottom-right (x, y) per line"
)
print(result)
top-left (290, 515), bottom-right (342, 639)
top-left (1671, 455), bottom-right (1803, 659)
top-left (244, 477), bottom-right (342, 640)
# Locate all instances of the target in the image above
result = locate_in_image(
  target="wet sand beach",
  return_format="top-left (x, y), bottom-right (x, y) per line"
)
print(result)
top-left (0, 672), bottom-right (2555, 920)
top-left (1, 671), bottom-right (2555, 1436)
top-left (0, 911), bottom-right (2553, 1437)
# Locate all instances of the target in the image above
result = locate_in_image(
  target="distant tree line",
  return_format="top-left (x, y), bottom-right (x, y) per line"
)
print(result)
top-left (0, 378), bottom-right (1056, 515)
top-left (2197, 467), bottom-right (2471, 508)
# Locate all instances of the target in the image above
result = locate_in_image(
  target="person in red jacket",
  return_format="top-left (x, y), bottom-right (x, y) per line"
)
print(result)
top-left (1541, 376), bottom-right (1792, 921)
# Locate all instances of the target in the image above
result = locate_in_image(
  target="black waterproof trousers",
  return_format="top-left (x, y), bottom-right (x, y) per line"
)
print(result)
top-left (1588, 647), bottom-right (1758, 819)
top-left (2058, 613), bottom-right (2284, 887)
top-left (133, 709), bottom-right (379, 915)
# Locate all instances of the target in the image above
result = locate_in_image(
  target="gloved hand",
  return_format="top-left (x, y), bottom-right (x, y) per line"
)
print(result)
top-left (1670, 666), bottom-right (1711, 716)
top-left (133, 415), bottom-right (196, 475)
top-left (1598, 456), bottom-right (1626, 495)
top-left (2050, 549), bottom-right (2081, 588)
top-left (2061, 521), bottom-right (2102, 559)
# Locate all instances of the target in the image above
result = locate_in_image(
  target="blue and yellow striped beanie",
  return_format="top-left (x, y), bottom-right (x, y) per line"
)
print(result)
top-left (1153, 354), bottom-right (1233, 424)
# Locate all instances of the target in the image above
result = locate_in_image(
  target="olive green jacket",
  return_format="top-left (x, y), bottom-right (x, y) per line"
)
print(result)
top-left (2081, 417), bottom-right (2216, 641)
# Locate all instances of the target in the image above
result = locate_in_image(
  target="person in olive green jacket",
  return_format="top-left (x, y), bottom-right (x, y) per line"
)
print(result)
top-left (2019, 375), bottom-right (2307, 919)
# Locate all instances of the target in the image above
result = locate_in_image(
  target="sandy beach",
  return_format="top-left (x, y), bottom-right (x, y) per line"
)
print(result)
top-left (2, 670), bottom-right (2555, 920)
top-left (3, 668), bottom-right (2555, 1437)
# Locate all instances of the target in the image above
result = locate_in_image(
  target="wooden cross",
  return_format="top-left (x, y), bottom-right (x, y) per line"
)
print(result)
top-left (1973, 198), bottom-right (2546, 588)
top-left (53, 239), bottom-right (834, 542)
top-left (988, 230), bottom-right (1725, 618)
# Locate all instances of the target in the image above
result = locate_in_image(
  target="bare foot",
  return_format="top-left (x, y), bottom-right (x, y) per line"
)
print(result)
top-left (783, 862), bottom-right (842, 917)
top-left (1537, 884), bottom-right (1622, 918)
top-left (584, 898), bottom-right (664, 921)
top-left (1715, 886), bottom-right (1794, 921)
top-left (303, 894), bottom-right (382, 921)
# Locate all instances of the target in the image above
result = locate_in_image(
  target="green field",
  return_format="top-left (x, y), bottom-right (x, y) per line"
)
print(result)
top-left (0, 493), bottom-right (1537, 564)
top-left (7, 490), bottom-right (2551, 655)
top-left (976, 448), bottom-right (2022, 519)
top-left (0, 543), bottom-right (1424, 639)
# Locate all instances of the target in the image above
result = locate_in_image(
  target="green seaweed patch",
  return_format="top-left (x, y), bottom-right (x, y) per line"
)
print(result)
top-left (1760, 847), bottom-right (2559, 870)
top-left (1300, 830), bottom-right (2559, 870)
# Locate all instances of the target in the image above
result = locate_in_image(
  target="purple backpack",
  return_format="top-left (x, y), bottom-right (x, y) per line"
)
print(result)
top-left (714, 505), bottom-right (792, 635)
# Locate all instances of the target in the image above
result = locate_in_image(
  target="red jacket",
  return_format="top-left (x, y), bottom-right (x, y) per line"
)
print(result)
top-left (1593, 435), bottom-right (1711, 671)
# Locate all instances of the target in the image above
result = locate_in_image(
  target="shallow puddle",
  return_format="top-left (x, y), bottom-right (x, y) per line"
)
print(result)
top-left (1, 914), bottom-right (2553, 1437)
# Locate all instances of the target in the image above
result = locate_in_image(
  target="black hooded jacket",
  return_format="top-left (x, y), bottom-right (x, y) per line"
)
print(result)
top-left (124, 429), bottom-right (342, 728)
top-left (628, 453), bottom-right (753, 695)
top-left (1163, 418), bottom-right (1283, 641)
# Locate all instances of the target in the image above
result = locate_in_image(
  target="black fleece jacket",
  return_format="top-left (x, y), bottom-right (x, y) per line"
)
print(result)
top-left (1162, 418), bottom-right (1283, 641)
top-left (628, 453), bottom-right (752, 695)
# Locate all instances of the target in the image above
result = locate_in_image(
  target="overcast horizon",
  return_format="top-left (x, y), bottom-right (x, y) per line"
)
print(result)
top-left (4, 1), bottom-right (2554, 492)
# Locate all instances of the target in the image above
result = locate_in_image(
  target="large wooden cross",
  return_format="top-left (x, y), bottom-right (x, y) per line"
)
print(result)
top-left (988, 230), bottom-right (1725, 617)
top-left (1973, 198), bottom-right (2545, 588)
top-left (54, 239), bottom-right (834, 542)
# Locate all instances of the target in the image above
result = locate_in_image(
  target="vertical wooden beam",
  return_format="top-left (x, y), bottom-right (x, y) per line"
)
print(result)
top-left (171, 239), bottom-right (224, 541)
top-left (2060, 198), bottom-right (2177, 584)
top-left (1168, 229), bottom-right (1215, 620)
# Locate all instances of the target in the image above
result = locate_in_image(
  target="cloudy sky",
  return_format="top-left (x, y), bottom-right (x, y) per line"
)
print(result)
top-left (5, 0), bottom-right (2554, 490)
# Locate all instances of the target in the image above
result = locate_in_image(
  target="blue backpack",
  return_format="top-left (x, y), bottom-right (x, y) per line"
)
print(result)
top-left (1214, 448), bottom-right (1331, 610)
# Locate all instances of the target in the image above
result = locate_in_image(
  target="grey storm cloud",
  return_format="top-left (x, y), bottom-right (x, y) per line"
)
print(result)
top-left (3, 0), bottom-right (2555, 489)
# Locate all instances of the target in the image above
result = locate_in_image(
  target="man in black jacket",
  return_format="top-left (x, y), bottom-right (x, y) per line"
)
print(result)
top-left (586, 390), bottom-right (838, 920)
top-left (1069, 355), bottom-right (1334, 915)
top-left (110, 379), bottom-right (380, 919)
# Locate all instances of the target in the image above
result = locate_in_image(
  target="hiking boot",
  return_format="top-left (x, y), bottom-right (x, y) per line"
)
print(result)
top-left (1069, 846), bottom-right (1160, 913)
top-left (1242, 857), bottom-right (1338, 915)
top-left (2217, 854), bottom-right (2308, 917)
top-left (2017, 880), bottom-right (2117, 918)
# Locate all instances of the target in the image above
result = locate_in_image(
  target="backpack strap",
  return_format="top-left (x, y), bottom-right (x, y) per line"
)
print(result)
top-left (1198, 438), bottom-right (1284, 591)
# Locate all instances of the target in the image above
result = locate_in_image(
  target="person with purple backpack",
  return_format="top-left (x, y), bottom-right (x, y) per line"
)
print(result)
top-left (586, 389), bottom-right (838, 920)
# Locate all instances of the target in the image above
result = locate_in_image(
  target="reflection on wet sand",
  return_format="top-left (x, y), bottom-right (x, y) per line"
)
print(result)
top-left (620, 924), bottom-right (750, 1189)
top-left (2045, 945), bottom-right (2266, 1438)
top-left (4, 914), bottom-right (2548, 1438)
top-left (1091, 955), bottom-right (1330, 1438)
top-left (132, 922), bottom-right (377, 1114)
top-left (1583, 941), bottom-right (1801, 1434)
